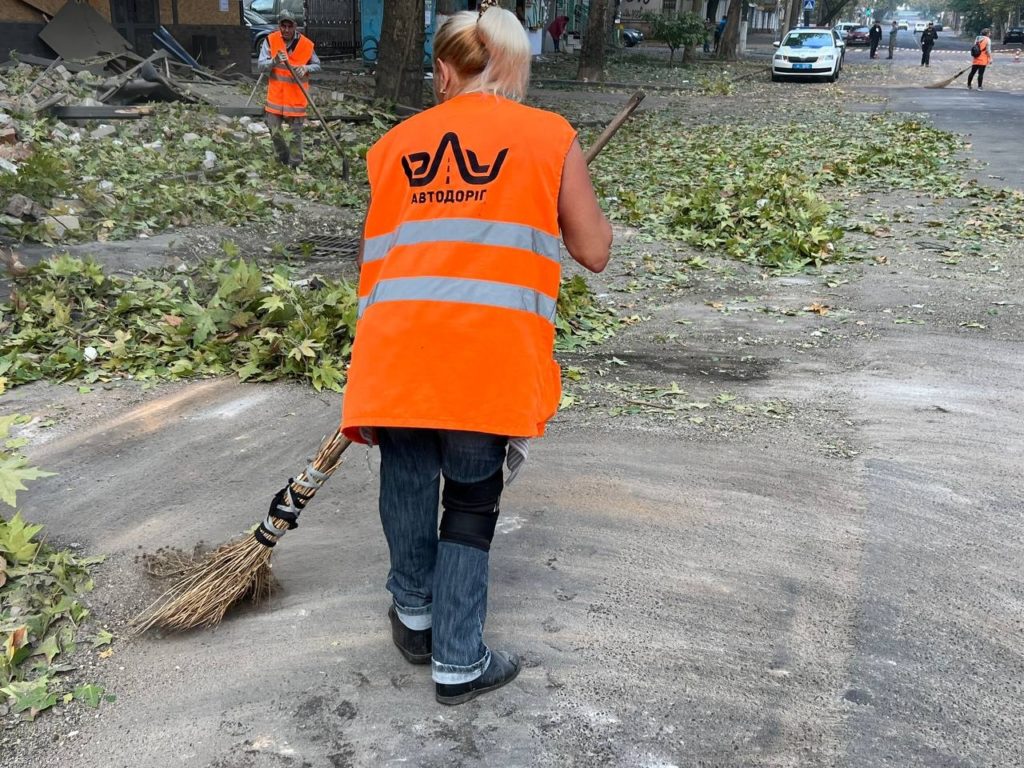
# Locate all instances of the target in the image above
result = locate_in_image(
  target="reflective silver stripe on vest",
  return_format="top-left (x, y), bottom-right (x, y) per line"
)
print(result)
top-left (265, 100), bottom-right (307, 116)
top-left (359, 277), bottom-right (557, 323)
top-left (362, 219), bottom-right (560, 265)
top-left (270, 72), bottom-right (305, 84)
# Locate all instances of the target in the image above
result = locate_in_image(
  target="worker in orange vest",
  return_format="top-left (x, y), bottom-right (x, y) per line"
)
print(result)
top-left (257, 10), bottom-right (320, 166)
top-left (341, 1), bottom-right (611, 705)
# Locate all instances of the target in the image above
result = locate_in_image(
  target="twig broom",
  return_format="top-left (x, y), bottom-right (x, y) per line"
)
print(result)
top-left (925, 67), bottom-right (970, 89)
top-left (132, 431), bottom-right (351, 632)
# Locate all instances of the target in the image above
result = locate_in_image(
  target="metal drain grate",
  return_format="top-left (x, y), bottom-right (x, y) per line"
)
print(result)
top-left (288, 234), bottom-right (360, 260)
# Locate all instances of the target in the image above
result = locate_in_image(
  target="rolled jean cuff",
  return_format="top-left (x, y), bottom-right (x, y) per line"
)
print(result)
top-left (432, 647), bottom-right (491, 685)
top-left (394, 600), bottom-right (432, 631)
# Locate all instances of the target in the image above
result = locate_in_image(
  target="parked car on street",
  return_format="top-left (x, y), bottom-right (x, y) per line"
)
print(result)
top-left (834, 22), bottom-right (860, 37)
top-left (914, 20), bottom-right (928, 32)
top-left (897, 20), bottom-right (909, 30)
top-left (1003, 27), bottom-right (1024, 44)
top-left (243, 8), bottom-right (276, 55)
top-left (248, 0), bottom-right (303, 24)
top-left (933, 22), bottom-right (944, 31)
top-left (844, 26), bottom-right (871, 46)
top-left (772, 27), bottom-right (844, 82)
top-left (621, 28), bottom-right (644, 47)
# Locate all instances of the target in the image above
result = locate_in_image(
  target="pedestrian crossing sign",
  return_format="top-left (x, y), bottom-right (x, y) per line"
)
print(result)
top-left (803, 0), bottom-right (815, 9)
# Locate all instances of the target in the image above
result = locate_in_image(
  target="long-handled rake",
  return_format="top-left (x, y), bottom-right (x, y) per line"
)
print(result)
top-left (132, 90), bottom-right (647, 634)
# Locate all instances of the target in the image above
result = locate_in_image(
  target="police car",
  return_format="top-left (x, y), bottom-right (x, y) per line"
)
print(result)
top-left (772, 27), bottom-right (845, 83)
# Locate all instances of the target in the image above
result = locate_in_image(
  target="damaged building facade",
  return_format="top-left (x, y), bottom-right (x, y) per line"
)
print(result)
top-left (1, 0), bottom-right (250, 68)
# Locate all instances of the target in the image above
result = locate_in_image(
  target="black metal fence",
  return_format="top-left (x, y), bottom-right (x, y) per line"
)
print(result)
top-left (304, 0), bottom-right (360, 58)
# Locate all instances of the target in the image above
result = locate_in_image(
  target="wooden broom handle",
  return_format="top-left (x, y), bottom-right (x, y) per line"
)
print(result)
top-left (584, 90), bottom-right (646, 165)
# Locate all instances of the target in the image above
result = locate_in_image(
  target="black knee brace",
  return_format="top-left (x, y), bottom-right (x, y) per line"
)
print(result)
top-left (438, 469), bottom-right (503, 552)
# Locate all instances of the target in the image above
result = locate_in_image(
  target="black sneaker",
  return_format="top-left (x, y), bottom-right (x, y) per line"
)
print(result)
top-left (435, 650), bottom-right (521, 706)
top-left (388, 607), bottom-right (431, 665)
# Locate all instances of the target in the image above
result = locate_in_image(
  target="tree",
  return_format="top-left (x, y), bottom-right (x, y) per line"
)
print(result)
top-left (787, 0), bottom-right (802, 32)
top-left (375, 0), bottom-right (426, 108)
top-left (645, 11), bottom-right (707, 64)
top-left (947, 0), bottom-right (1016, 34)
top-left (817, 0), bottom-right (858, 25)
top-left (716, 0), bottom-right (743, 60)
top-left (683, 0), bottom-right (705, 63)
top-left (578, 0), bottom-right (611, 81)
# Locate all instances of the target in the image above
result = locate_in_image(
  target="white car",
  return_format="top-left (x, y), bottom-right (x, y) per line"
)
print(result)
top-left (898, 20), bottom-right (909, 30)
top-left (834, 21), bottom-right (859, 36)
top-left (772, 28), bottom-right (845, 83)
top-left (914, 20), bottom-right (928, 32)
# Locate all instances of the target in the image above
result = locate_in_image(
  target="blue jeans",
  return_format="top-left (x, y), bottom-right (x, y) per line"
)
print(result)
top-left (377, 428), bottom-right (508, 684)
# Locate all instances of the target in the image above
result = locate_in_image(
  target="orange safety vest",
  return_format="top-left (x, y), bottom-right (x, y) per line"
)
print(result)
top-left (341, 93), bottom-right (578, 443)
top-left (972, 37), bottom-right (991, 66)
top-left (265, 31), bottom-right (314, 119)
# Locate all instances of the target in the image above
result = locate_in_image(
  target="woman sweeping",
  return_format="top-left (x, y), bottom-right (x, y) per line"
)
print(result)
top-left (341, 0), bottom-right (612, 705)
top-left (968, 28), bottom-right (992, 90)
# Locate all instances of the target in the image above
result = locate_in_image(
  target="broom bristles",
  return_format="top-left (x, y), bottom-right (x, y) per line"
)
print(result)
top-left (925, 67), bottom-right (969, 89)
top-left (132, 430), bottom-right (352, 633)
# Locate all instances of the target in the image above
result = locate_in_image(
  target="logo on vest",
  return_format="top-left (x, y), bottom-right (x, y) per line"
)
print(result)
top-left (402, 132), bottom-right (508, 189)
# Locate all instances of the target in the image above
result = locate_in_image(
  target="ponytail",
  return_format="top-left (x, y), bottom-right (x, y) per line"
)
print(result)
top-left (433, 6), bottom-right (530, 101)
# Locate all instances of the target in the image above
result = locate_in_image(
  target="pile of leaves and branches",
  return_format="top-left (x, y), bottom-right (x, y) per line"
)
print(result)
top-left (0, 103), bottom-right (387, 244)
top-left (0, 415), bottom-right (112, 721)
top-left (0, 251), bottom-right (622, 393)
top-left (1, 250), bottom-right (359, 393)
top-left (588, 112), bottom-right (963, 271)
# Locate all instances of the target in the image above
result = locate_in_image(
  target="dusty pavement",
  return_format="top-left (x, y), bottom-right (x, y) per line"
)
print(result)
top-left (3, 58), bottom-right (1024, 767)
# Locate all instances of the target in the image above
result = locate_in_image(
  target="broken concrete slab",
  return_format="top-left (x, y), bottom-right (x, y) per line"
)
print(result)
top-left (38, 1), bottom-right (132, 62)
top-left (0, 128), bottom-right (16, 144)
top-left (89, 124), bottom-right (117, 140)
top-left (5, 193), bottom-right (37, 218)
top-left (0, 158), bottom-right (17, 174)
top-left (43, 214), bottom-right (80, 238)
top-left (51, 198), bottom-right (87, 215)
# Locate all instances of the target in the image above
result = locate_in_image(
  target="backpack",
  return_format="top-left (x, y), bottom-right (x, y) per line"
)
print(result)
top-left (971, 41), bottom-right (982, 57)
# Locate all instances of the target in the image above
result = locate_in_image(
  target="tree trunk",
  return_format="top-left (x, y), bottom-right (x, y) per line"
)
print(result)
top-left (683, 0), bottom-right (702, 64)
top-left (374, 0), bottom-right (426, 108)
top-left (577, 0), bottom-right (610, 81)
top-left (787, 0), bottom-right (801, 32)
top-left (716, 0), bottom-right (743, 60)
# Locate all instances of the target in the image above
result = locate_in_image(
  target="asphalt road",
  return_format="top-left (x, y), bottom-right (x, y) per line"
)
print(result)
top-left (843, 29), bottom-right (967, 53)
top-left (862, 87), bottom-right (1024, 189)
top-left (4, 66), bottom-right (1024, 768)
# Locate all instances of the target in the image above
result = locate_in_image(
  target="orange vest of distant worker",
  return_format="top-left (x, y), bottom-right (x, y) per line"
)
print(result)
top-left (341, 93), bottom-right (578, 443)
top-left (265, 31), bottom-right (314, 119)
top-left (972, 37), bottom-right (991, 66)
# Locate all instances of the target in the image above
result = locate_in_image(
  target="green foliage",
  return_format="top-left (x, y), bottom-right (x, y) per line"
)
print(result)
top-left (555, 275), bottom-right (621, 351)
top-left (697, 72), bottom-right (735, 96)
top-left (1, 250), bottom-right (622, 393)
top-left (0, 416), bottom-right (55, 511)
top-left (0, 417), bottom-right (107, 720)
top-left (643, 12), bottom-right (707, 62)
top-left (0, 250), bottom-right (359, 392)
top-left (0, 147), bottom-right (71, 205)
top-left (589, 112), bottom-right (962, 271)
top-left (945, 0), bottom-right (1001, 34)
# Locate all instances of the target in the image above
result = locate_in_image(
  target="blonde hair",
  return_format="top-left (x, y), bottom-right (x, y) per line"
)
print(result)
top-left (433, 6), bottom-right (530, 101)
